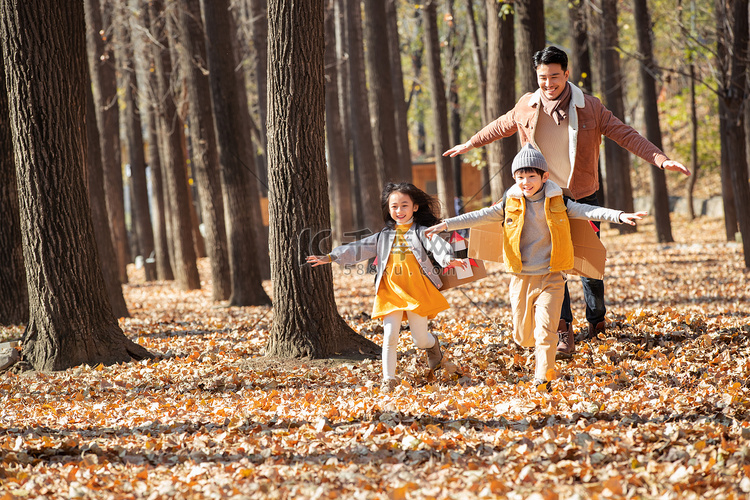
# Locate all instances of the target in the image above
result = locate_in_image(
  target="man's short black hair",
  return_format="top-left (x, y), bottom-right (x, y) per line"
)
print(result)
top-left (533, 46), bottom-right (568, 71)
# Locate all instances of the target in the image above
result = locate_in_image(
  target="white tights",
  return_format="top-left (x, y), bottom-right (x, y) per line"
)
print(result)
top-left (381, 311), bottom-right (435, 380)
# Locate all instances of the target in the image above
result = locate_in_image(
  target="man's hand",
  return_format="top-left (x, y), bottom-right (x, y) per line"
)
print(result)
top-left (662, 160), bottom-right (691, 176)
top-left (425, 221), bottom-right (447, 238)
top-left (443, 141), bottom-right (473, 158)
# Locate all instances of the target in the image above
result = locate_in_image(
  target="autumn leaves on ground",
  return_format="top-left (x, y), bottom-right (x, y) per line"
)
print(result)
top-left (1, 215), bottom-right (749, 499)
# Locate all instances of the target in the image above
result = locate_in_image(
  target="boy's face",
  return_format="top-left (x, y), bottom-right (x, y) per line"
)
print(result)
top-left (514, 170), bottom-right (550, 197)
top-left (536, 63), bottom-right (569, 100)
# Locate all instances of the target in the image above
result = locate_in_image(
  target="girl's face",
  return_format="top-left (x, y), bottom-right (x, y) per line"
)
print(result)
top-left (513, 170), bottom-right (550, 197)
top-left (388, 191), bottom-right (418, 225)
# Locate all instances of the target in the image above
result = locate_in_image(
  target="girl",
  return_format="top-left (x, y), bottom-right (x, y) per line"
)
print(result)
top-left (307, 182), bottom-right (465, 391)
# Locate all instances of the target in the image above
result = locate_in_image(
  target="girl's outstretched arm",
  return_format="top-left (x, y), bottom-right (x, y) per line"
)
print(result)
top-left (306, 255), bottom-right (332, 267)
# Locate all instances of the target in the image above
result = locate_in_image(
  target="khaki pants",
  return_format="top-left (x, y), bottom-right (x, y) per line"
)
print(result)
top-left (509, 272), bottom-right (565, 381)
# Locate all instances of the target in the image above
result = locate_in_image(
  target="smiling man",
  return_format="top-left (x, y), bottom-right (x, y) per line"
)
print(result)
top-left (443, 45), bottom-right (690, 357)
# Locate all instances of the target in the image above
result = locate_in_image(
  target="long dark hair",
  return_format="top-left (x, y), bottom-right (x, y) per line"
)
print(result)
top-left (381, 182), bottom-right (442, 229)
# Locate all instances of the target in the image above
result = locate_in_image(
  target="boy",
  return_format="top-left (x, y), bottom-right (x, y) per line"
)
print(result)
top-left (426, 144), bottom-right (645, 389)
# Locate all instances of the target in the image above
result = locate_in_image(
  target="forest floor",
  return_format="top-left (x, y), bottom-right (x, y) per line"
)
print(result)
top-left (1, 214), bottom-right (749, 499)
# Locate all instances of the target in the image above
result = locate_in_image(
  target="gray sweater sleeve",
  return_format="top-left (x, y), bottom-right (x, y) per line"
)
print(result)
top-left (328, 232), bottom-right (379, 265)
top-left (443, 204), bottom-right (505, 231)
top-left (565, 200), bottom-right (623, 224)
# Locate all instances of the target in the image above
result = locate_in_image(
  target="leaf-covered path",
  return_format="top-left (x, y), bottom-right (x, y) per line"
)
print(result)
top-left (1, 216), bottom-right (749, 499)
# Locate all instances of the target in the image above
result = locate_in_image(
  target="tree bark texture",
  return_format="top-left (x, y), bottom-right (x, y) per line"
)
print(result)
top-left (114, 5), bottom-right (157, 281)
top-left (485, 0), bottom-right (516, 199)
top-left (84, 0), bottom-right (129, 283)
top-left (514, 0), bottom-right (545, 94)
top-left (423, 0), bottom-right (456, 217)
top-left (723, 0), bottom-right (750, 267)
top-left (265, 0), bottom-right (378, 358)
top-left (0, 56), bottom-right (28, 326)
top-left (467, 0), bottom-right (491, 202)
top-left (363, 0), bottom-right (400, 184)
top-left (86, 82), bottom-right (130, 319)
top-left (176, 0), bottom-right (231, 300)
top-left (568, 0), bottom-right (592, 93)
top-left (149, 0), bottom-right (201, 290)
top-left (346, 0), bottom-right (382, 234)
top-left (0, 0), bottom-right (152, 370)
top-left (249, 0), bottom-right (269, 195)
top-left (385, 0), bottom-right (413, 182)
top-left (598, 0), bottom-right (636, 233)
top-left (200, 0), bottom-right (271, 306)
top-left (446, 0), bottom-right (463, 206)
top-left (325, 0), bottom-right (355, 245)
top-left (632, 0), bottom-right (673, 243)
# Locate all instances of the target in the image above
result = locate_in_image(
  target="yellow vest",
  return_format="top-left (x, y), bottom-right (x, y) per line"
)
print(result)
top-left (502, 193), bottom-right (575, 273)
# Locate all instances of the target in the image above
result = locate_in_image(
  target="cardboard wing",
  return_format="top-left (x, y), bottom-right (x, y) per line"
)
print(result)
top-left (467, 219), bottom-right (606, 280)
top-left (439, 258), bottom-right (487, 291)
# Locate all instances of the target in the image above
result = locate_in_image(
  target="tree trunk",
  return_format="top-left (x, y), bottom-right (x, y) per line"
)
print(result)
top-left (86, 81), bottom-right (130, 319)
top-left (200, 0), bottom-right (271, 306)
top-left (514, 0), bottom-right (545, 94)
top-left (85, 0), bottom-right (129, 283)
top-left (633, 0), bottom-right (673, 243)
top-left (325, 0), bottom-right (355, 245)
top-left (114, 4), bottom-right (157, 281)
top-left (466, 0), bottom-right (491, 202)
top-left (686, 63), bottom-right (699, 220)
top-left (346, 0), bottom-right (382, 234)
top-left (149, 0), bottom-right (201, 290)
top-left (446, 0), bottom-right (463, 210)
top-left (363, 0), bottom-right (400, 184)
top-left (175, 0), bottom-right (231, 301)
top-left (0, 57), bottom-right (28, 326)
top-left (265, 0), bottom-right (378, 358)
top-left (0, 0), bottom-right (152, 370)
top-left (248, 0), bottom-right (269, 196)
top-left (568, 0), bottom-right (592, 93)
top-left (385, 0), bottom-right (413, 182)
top-left (423, 0), bottom-right (456, 217)
top-left (486, 0), bottom-right (516, 200)
top-left (723, 0), bottom-right (750, 267)
top-left (598, 0), bottom-right (636, 234)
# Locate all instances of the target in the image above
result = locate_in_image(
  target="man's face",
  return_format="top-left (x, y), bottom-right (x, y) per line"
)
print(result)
top-left (536, 63), bottom-right (569, 100)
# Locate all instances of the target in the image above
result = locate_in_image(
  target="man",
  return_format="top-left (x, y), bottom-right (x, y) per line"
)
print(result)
top-left (443, 45), bottom-right (690, 357)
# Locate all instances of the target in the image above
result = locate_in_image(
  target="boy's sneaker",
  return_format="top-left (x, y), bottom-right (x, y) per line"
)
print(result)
top-left (556, 320), bottom-right (575, 358)
top-left (424, 333), bottom-right (443, 371)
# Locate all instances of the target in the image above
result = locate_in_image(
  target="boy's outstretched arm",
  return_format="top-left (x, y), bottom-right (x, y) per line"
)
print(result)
top-left (619, 211), bottom-right (648, 226)
top-left (424, 221), bottom-right (448, 238)
top-left (306, 255), bottom-right (332, 267)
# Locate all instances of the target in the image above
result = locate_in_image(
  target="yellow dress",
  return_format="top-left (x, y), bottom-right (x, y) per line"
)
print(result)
top-left (372, 223), bottom-right (450, 320)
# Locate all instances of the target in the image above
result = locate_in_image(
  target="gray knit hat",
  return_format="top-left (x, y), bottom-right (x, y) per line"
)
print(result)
top-left (512, 143), bottom-right (549, 175)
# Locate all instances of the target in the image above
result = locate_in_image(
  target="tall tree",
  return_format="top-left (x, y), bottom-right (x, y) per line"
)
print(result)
top-left (515, 0), bottom-right (545, 94)
top-left (466, 0), bottom-right (491, 201)
top-left (175, 0), bottom-right (231, 301)
top-left (423, 0), bottom-right (456, 217)
top-left (568, 0), bottom-right (592, 93)
top-left (85, 0), bottom-right (129, 283)
top-left (325, 0), bottom-right (355, 245)
top-left (598, 0), bottom-right (635, 232)
top-left (0, 57), bottom-right (28, 326)
top-left (85, 82), bottom-right (130, 319)
top-left (719, 0), bottom-right (750, 267)
top-left (200, 0), bottom-right (271, 306)
top-left (0, 0), bottom-right (152, 370)
top-left (486, 0), bottom-right (516, 199)
top-left (446, 0), bottom-right (463, 210)
top-left (346, 0), bottom-right (382, 233)
top-left (149, 0), bottom-right (201, 290)
top-left (632, 0), bottom-right (673, 243)
top-left (265, 0), bottom-right (378, 358)
top-left (385, 0), bottom-right (413, 182)
top-left (248, 0), bottom-right (269, 194)
top-left (363, 0), bottom-right (400, 184)
top-left (115, 3), bottom-right (157, 281)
